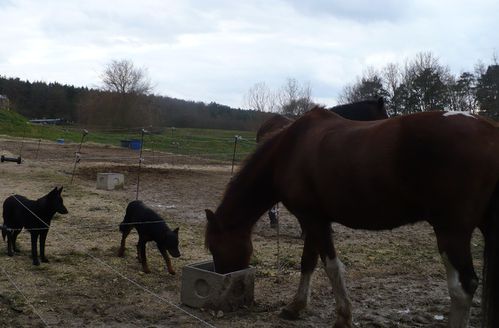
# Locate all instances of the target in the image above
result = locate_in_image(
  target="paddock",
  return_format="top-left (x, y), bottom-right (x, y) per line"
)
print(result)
top-left (0, 136), bottom-right (485, 327)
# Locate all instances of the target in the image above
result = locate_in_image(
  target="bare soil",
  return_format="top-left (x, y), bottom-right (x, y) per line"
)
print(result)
top-left (0, 137), bottom-right (485, 327)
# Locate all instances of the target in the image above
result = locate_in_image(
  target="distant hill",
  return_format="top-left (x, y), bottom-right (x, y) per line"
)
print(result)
top-left (0, 76), bottom-right (271, 131)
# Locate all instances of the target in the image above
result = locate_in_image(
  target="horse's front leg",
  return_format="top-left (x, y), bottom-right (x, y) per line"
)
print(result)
top-left (280, 231), bottom-right (318, 320)
top-left (319, 225), bottom-right (352, 328)
top-left (322, 255), bottom-right (352, 328)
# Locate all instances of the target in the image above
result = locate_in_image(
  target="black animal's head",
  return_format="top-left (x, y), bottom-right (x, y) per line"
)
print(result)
top-left (165, 227), bottom-right (180, 258)
top-left (48, 186), bottom-right (68, 215)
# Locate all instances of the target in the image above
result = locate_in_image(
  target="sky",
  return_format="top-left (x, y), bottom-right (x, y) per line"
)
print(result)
top-left (0, 0), bottom-right (498, 109)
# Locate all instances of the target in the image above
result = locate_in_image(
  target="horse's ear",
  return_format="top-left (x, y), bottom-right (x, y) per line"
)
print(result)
top-left (58, 186), bottom-right (63, 194)
top-left (50, 187), bottom-right (58, 194)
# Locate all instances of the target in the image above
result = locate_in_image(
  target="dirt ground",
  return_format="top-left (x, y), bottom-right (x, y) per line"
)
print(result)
top-left (0, 137), bottom-right (486, 327)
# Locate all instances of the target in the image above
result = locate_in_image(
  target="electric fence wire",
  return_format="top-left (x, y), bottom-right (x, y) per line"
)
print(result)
top-left (6, 195), bottom-right (217, 328)
top-left (0, 267), bottom-right (51, 328)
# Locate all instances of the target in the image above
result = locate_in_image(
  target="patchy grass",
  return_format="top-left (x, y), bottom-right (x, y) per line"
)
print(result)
top-left (0, 110), bottom-right (257, 163)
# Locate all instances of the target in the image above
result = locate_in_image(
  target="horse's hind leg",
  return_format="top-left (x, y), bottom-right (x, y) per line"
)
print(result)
top-left (318, 224), bottom-right (352, 328)
top-left (280, 229), bottom-right (319, 320)
top-left (434, 228), bottom-right (477, 328)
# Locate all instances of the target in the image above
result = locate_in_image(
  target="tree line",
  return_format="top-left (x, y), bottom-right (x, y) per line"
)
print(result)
top-left (2, 53), bottom-right (498, 132)
top-left (0, 60), bottom-right (270, 131)
top-left (338, 51), bottom-right (499, 119)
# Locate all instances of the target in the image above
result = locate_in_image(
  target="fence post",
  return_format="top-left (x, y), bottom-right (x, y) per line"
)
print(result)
top-left (136, 129), bottom-right (147, 200)
top-left (19, 122), bottom-right (29, 158)
top-left (149, 132), bottom-right (156, 165)
top-left (70, 129), bottom-right (88, 184)
top-left (35, 139), bottom-right (41, 160)
top-left (231, 135), bottom-right (241, 175)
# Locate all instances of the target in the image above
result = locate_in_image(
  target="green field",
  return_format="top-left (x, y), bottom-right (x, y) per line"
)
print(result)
top-left (0, 110), bottom-right (257, 163)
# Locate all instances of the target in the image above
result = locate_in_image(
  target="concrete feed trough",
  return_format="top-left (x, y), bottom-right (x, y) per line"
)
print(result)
top-left (181, 261), bottom-right (255, 311)
top-left (96, 173), bottom-right (124, 190)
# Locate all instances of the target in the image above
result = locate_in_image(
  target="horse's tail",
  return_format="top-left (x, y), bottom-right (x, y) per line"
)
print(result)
top-left (482, 182), bottom-right (499, 327)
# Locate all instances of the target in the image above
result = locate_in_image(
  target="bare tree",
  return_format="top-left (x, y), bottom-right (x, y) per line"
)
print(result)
top-left (245, 78), bottom-right (313, 115)
top-left (382, 62), bottom-right (401, 116)
top-left (245, 82), bottom-right (277, 112)
top-left (100, 59), bottom-right (153, 95)
top-left (278, 78), bottom-right (313, 116)
top-left (338, 67), bottom-right (388, 105)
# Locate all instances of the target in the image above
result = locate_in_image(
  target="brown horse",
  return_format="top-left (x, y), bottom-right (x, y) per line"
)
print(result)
top-left (205, 108), bottom-right (499, 327)
top-left (257, 97), bottom-right (388, 228)
top-left (255, 97), bottom-right (387, 143)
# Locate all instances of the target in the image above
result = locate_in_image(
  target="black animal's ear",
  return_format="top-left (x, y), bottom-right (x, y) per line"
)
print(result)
top-left (58, 186), bottom-right (63, 194)
top-left (205, 209), bottom-right (216, 223)
top-left (173, 227), bottom-right (179, 234)
top-left (377, 97), bottom-right (384, 108)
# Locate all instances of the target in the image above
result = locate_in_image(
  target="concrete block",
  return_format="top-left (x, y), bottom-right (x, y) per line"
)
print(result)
top-left (96, 173), bottom-right (124, 190)
top-left (181, 260), bottom-right (255, 312)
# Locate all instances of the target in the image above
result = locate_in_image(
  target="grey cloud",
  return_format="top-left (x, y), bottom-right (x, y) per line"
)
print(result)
top-left (283, 0), bottom-right (409, 23)
top-left (38, 4), bottom-right (218, 46)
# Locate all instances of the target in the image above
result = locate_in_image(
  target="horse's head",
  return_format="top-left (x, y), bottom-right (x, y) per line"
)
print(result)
top-left (204, 209), bottom-right (253, 274)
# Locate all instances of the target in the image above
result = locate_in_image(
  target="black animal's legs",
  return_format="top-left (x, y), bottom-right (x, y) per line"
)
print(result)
top-left (6, 230), bottom-right (14, 257)
top-left (137, 238), bottom-right (150, 273)
top-left (117, 227), bottom-right (131, 257)
top-left (158, 246), bottom-right (175, 275)
top-left (12, 230), bottom-right (21, 252)
top-left (39, 230), bottom-right (49, 263)
top-left (30, 232), bottom-right (40, 265)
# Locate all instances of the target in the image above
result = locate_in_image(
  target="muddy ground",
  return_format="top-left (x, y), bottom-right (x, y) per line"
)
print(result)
top-left (0, 137), bottom-right (485, 327)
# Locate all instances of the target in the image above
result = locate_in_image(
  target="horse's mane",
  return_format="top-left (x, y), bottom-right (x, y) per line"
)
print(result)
top-left (205, 124), bottom-right (287, 247)
top-left (227, 107), bottom-right (331, 206)
top-left (217, 126), bottom-right (284, 228)
top-left (227, 129), bottom-right (279, 197)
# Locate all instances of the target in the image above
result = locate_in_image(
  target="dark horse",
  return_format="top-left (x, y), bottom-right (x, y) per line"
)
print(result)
top-left (256, 97), bottom-right (388, 227)
top-left (205, 108), bottom-right (499, 327)
top-left (255, 97), bottom-right (387, 143)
